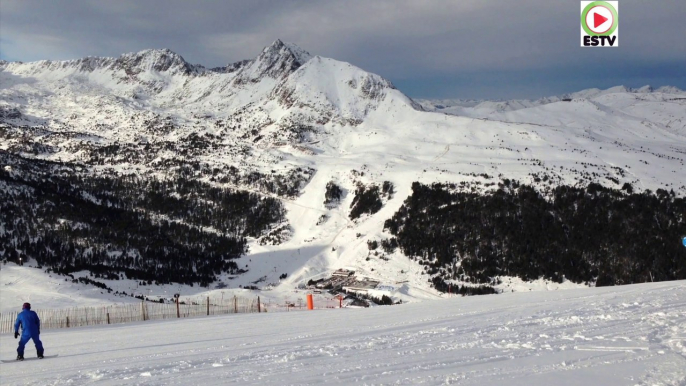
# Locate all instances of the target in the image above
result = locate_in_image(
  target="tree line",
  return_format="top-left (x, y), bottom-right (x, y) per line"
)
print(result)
top-left (385, 181), bottom-right (686, 291)
top-left (0, 151), bottom-right (286, 286)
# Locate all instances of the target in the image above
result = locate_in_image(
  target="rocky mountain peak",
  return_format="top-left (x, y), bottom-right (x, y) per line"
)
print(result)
top-left (233, 39), bottom-right (313, 85)
top-left (261, 39), bottom-right (313, 65)
top-left (112, 48), bottom-right (197, 76)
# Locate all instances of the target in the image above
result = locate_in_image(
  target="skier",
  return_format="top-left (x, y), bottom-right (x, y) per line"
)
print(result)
top-left (14, 302), bottom-right (44, 360)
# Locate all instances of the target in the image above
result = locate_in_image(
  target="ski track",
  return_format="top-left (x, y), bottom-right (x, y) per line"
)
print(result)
top-left (1, 282), bottom-right (684, 385)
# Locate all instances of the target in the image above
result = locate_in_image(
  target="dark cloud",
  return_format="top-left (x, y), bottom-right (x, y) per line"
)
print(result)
top-left (1, 0), bottom-right (684, 99)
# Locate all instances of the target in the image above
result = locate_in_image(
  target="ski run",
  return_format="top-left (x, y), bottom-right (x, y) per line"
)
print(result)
top-left (1, 280), bottom-right (685, 385)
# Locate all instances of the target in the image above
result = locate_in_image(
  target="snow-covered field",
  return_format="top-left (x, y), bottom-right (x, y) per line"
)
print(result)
top-left (0, 264), bottom-right (140, 312)
top-left (0, 262), bottom-right (589, 314)
top-left (1, 281), bottom-right (684, 385)
top-left (0, 263), bottom-right (344, 314)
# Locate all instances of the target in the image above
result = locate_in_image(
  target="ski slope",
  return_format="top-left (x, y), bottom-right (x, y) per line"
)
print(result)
top-left (0, 264), bottom-right (142, 313)
top-left (1, 281), bottom-right (684, 385)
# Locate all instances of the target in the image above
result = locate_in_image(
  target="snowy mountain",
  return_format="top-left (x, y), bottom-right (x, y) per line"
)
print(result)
top-left (233, 39), bottom-right (312, 83)
top-left (1, 40), bottom-right (685, 303)
top-left (416, 85), bottom-right (686, 120)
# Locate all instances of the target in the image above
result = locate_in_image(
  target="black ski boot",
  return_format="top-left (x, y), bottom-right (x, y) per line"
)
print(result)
top-left (16, 355), bottom-right (24, 361)
top-left (38, 353), bottom-right (44, 359)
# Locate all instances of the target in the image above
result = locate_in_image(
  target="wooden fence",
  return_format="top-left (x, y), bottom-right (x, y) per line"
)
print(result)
top-left (0, 296), bottom-right (263, 334)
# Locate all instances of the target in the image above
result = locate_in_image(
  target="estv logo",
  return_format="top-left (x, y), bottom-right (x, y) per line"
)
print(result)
top-left (581, 1), bottom-right (618, 47)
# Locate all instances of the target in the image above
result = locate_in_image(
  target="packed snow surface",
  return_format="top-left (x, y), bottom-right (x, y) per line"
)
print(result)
top-left (1, 281), bottom-right (684, 385)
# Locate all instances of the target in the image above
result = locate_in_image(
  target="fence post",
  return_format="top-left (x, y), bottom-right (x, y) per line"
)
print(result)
top-left (66, 316), bottom-right (70, 328)
top-left (234, 295), bottom-right (237, 314)
top-left (176, 297), bottom-right (180, 318)
top-left (257, 296), bottom-right (261, 313)
top-left (307, 294), bottom-right (314, 310)
top-left (206, 296), bottom-right (210, 316)
top-left (141, 300), bottom-right (146, 321)
top-left (107, 312), bottom-right (110, 324)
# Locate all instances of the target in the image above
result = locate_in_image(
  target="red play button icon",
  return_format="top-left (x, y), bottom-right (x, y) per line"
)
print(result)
top-left (594, 12), bottom-right (608, 28)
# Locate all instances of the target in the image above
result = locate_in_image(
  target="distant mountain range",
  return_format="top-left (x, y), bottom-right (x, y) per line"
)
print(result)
top-left (416, 85), bottom-right (685, 118)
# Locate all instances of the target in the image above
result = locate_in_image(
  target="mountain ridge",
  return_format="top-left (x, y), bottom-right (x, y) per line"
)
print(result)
top-left (416, 85), bottom-right (686, 116)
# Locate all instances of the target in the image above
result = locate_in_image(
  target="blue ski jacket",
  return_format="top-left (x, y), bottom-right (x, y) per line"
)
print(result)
top-left (15, 309), bottom-right (41, 337)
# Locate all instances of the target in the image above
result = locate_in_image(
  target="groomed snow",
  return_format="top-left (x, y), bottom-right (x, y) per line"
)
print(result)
top-left (1, 281), bottom-right (684, 385)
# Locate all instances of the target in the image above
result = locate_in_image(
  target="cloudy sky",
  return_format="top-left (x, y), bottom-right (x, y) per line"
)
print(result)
top-left (1, 0), bottom-right (684, 99)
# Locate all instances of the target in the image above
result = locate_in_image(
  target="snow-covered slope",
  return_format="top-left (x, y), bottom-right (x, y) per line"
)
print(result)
top-left (0, 281), bottom-right (684, 385)
top-left (1, 40), bottom-right (685, 302)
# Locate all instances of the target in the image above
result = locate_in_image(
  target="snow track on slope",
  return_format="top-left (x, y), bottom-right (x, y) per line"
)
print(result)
top-left (0, 281), bottom-right (684, 385)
